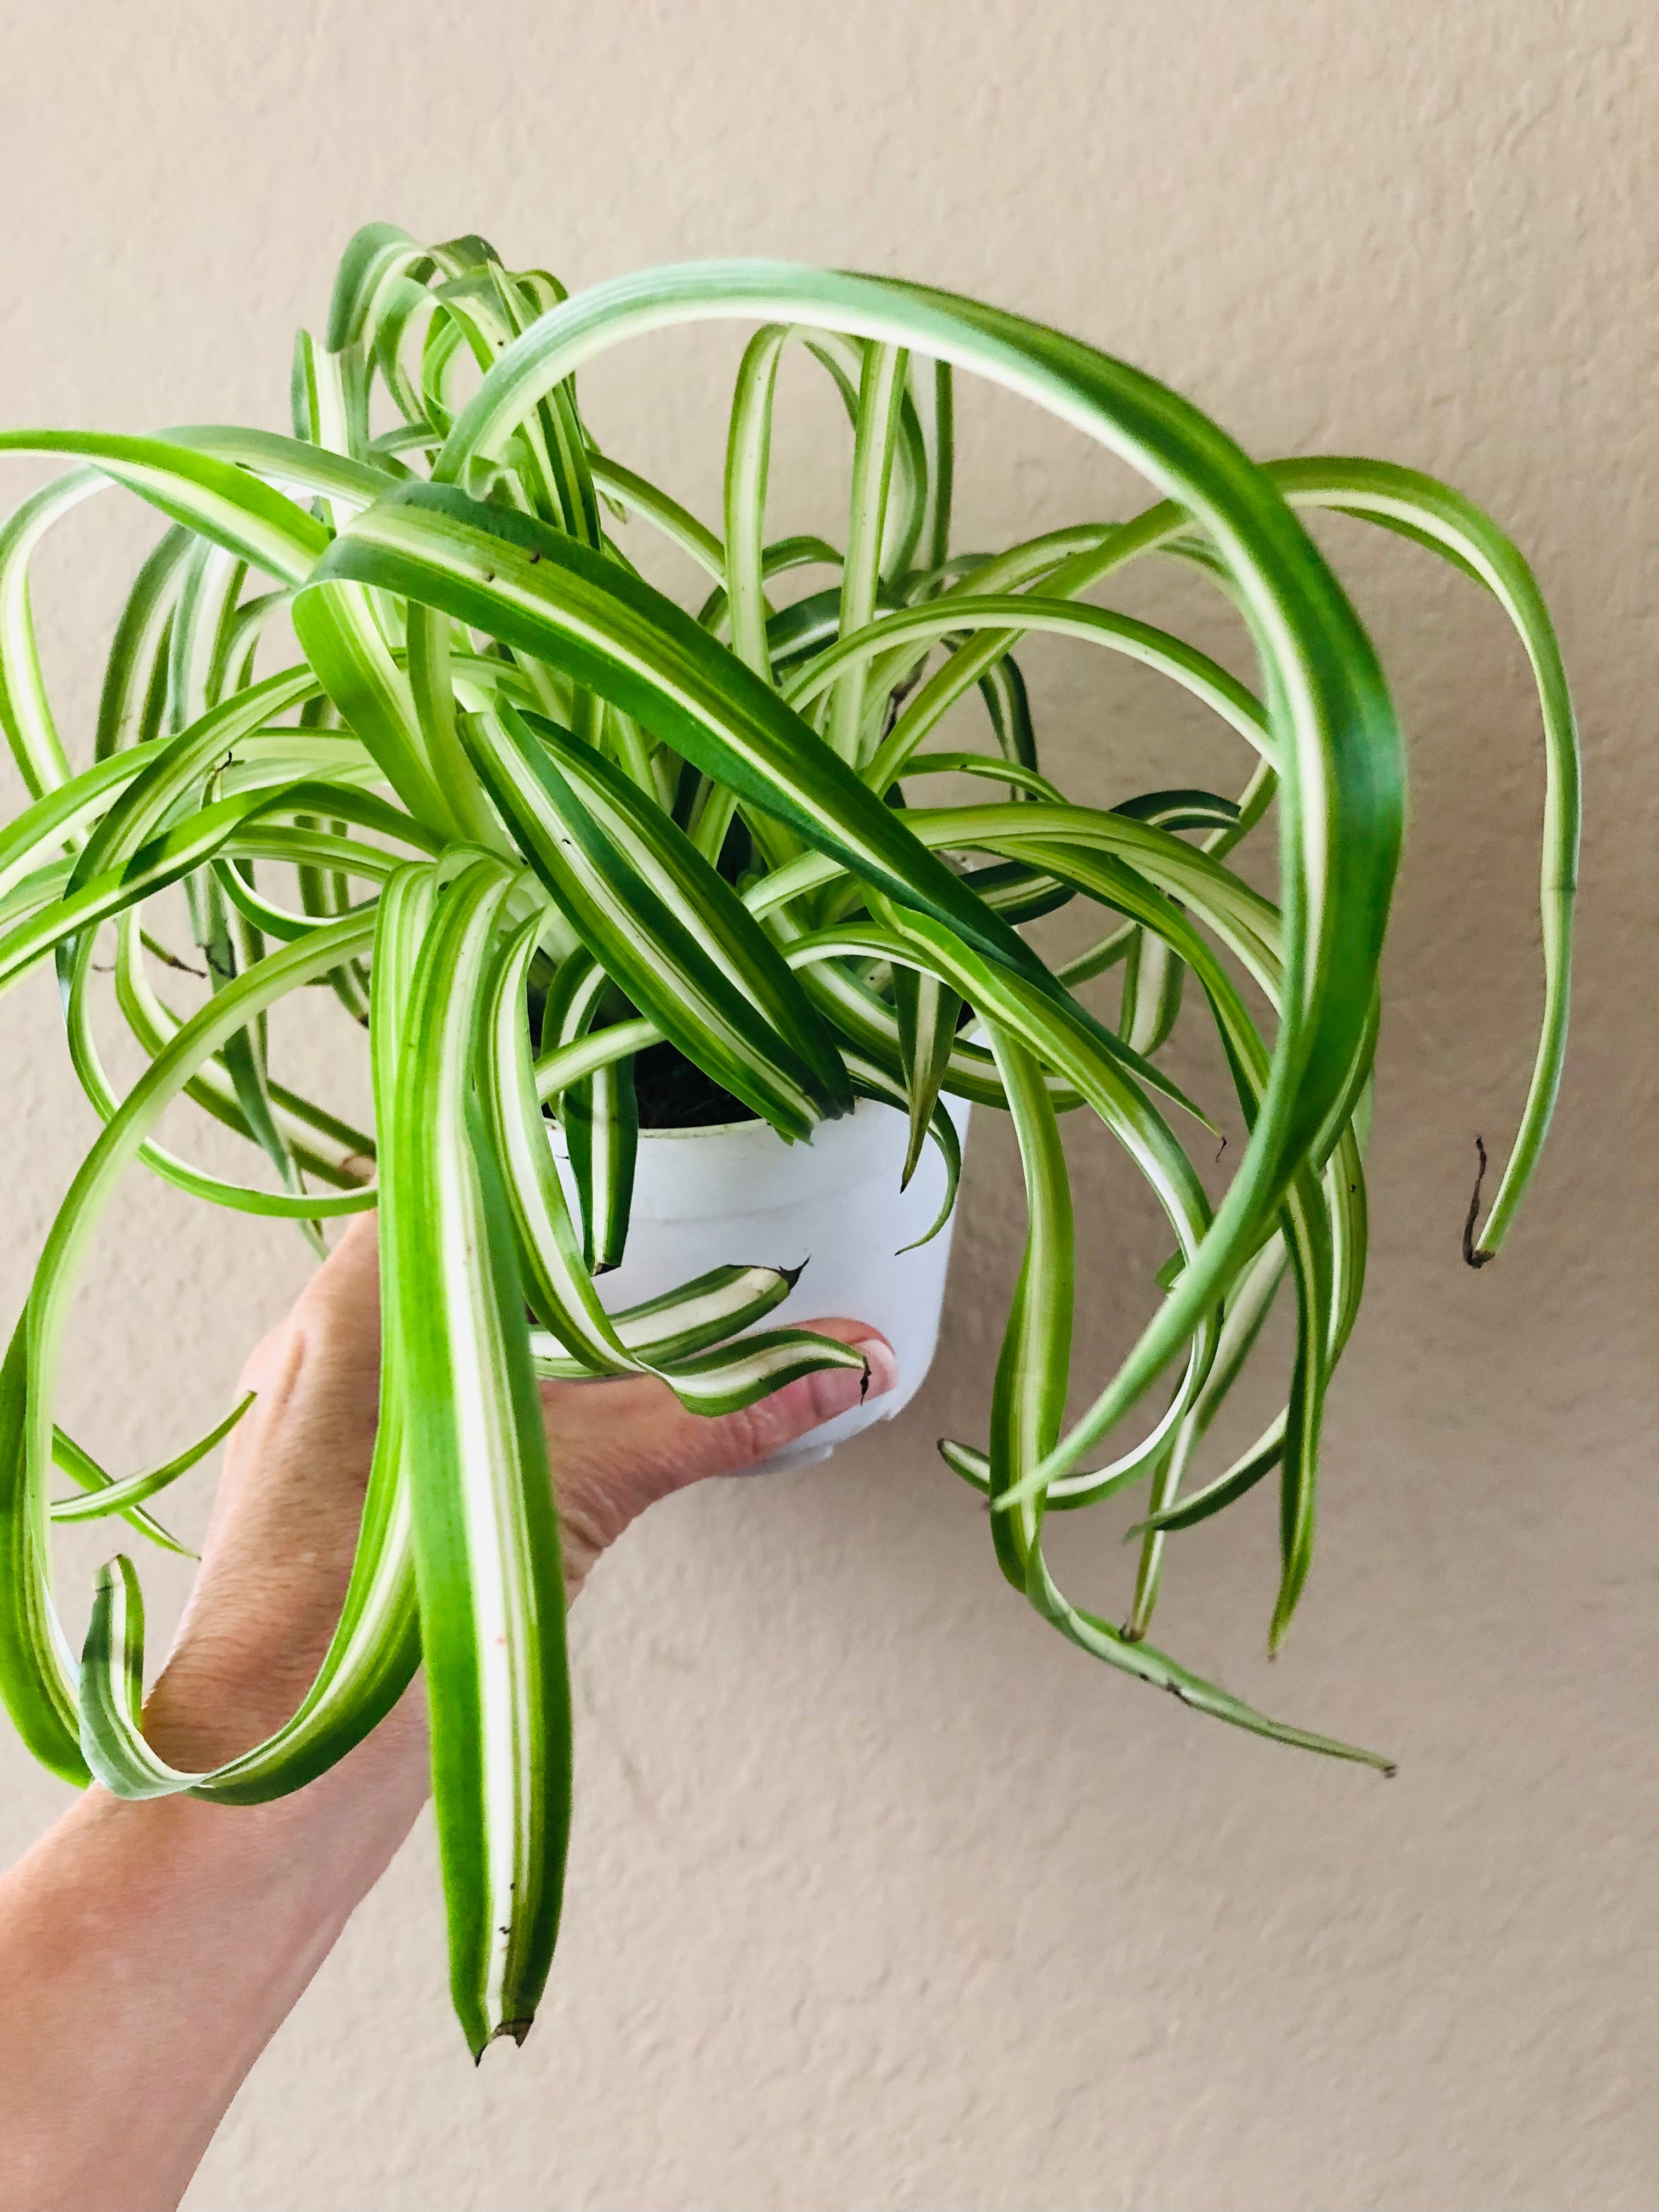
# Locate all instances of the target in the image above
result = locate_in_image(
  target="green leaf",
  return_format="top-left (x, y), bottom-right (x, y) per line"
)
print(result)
top-left (560, 1051), bottom-right (637, 1274)
top-left (325, 220), bottom-right (430, 353)
top-left (838, 1054), bottom-right (963, 1251)
top-left (49, 1392), bottom-right (253, 1525)
top-left (519, 708), bottom-right (850, 1109)
top-left (1, 913), bottom-right (379, 1791)
top-left (593, 453), bottom-right (726, 583)
top-left (385, 857), bottom-right (572, 2056)
top-left (651, 1326), bottom-right (866, 1415)
top-left (97, 524), bottom-right (195, 759)
top-left (781, 591), bottom-right (1274, 781)
top-left (0, 431), bottom-right (328, 585)
top-left (527, 1261), bottom-right (803, 1376)
top-left (292, 577), bottom-right (469, 837)
top-left (0, 749), bottom-right (154, 907)
top-left (1271, 458), bottom-right (1578, 1261)
top-left (481, 921), bottom-right (639, 1362)
top-left (981, 1023), bottom-right (1074, 1591)
top-left (826, 341), bottom-right (909, 764)
top-left (0, 469), bottom-right (110, 796)
top-left (49, 1427), bottom-right (194, 1557)
top-left (457, 697), bottom-right (849, 1136)
top-left (892, 960), bottom-right (961, 1189)
top-left (922, 358), bottom-right (953, 574)
top-left (724, 326), bottom-right (791, 682)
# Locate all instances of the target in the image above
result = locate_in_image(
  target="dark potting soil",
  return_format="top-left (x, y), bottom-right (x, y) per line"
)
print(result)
top-left (527, 966), bottom-right (758, 1132)
top-left (630, 1039), bottom-right (759, 1130)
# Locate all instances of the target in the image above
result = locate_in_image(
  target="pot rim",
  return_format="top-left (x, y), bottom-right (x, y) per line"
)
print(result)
top-left (593, 1095), bottom-right (897, 1144)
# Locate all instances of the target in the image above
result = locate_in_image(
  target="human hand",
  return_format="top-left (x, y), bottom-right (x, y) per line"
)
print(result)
top-left (143, 1214), bottom-right (897, 1801)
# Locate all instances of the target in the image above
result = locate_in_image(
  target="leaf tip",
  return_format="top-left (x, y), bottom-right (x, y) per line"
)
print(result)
top-left (1462, 1134), bottom-right (1496, 1269)
top-left (474, 2017), bottom-right (535, 2064)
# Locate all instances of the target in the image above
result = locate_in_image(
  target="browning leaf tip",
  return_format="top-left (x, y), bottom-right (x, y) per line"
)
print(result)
top-left (1463, 1135), bottom-right (1496, 1269)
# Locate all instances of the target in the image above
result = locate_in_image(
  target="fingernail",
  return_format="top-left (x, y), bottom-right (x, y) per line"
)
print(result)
top-left (805, 1338), bottom-right (897, 1425)
top-left (806, 1364), bottom-right (865, 1424)
top-left (857, 1336), bottom-right (899, 1401)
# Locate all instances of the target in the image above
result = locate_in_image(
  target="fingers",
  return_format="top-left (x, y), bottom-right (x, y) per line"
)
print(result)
top-left (578, 1319), bottom-right (898, 1482)
top-left (278, 1218), bottom-right (900, 1595)
top-left (544, 1319), bottom-right (899, 1588)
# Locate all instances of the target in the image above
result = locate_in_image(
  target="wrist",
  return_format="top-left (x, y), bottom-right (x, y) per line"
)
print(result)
top-left (138, 1656), bottom-right (430, 1898)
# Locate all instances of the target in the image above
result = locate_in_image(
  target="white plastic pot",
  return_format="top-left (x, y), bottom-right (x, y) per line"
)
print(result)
top-left (551, 1096), bottom-right (970, 1474)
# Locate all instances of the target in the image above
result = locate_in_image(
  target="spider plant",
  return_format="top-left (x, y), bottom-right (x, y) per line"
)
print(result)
top-left (0, 226), bottom-right (1578, 2055)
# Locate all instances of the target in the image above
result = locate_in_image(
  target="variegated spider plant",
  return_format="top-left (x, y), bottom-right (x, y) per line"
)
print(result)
top-left (0, 227), bottom-right (1578, 2053)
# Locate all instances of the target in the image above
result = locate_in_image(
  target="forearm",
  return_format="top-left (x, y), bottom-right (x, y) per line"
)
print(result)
top-left (0, 1738), bottom-right (421, 2212)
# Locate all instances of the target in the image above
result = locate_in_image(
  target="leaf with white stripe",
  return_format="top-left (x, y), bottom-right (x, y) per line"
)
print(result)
top-left (1271, 457), bottom-right (1578, 1263)
top-left (528, 1262), bottom-right (803, 1376)
top-left (521, 708), bottom-right (849, 1111)
top-left (654, 1327), bottom-right (866, 1416)
top-left (458, 697), bottom-right (847, 1136)
top-left (51, 1392), bottom-right (254, 1525)
top-left (390, 856), bottom-right (573, 2055)
top-left (0, 431), bottom-right (326, 586)
top-left (980, 1022), bottom-right (1074, 1594)
top-left (49, 1428), bottom-right (194, 1558)
top-left (480, 918), bottom-right (639, 1357)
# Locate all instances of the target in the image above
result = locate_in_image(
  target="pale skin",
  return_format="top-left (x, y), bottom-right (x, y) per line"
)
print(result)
top-left (0, 1217), bottom-right (896, 2212)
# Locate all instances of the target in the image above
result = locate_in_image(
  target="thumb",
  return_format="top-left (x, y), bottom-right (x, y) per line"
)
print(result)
top-left (544, 1319), bottom-right (899, 1592)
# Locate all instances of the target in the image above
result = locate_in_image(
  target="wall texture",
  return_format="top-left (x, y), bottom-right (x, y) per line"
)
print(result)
top-left (2, 3), bottom-right (1655, 2206)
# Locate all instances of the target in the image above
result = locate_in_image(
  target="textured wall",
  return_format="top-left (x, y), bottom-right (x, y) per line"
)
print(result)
top-left (2, 4), bottom-right (1655, 2206)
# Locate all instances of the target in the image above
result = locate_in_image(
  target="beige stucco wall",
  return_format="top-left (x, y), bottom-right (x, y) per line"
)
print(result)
top-left (2, 3), bottom-right (1655, 2205)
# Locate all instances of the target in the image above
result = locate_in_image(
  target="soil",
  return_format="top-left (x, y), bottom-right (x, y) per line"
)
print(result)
top-left (630, 1039), bottom-right (759, 1130)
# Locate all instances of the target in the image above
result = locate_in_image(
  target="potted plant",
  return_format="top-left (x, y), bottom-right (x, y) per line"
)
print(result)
top-left (0, 225), bottom-right (1578, 2055)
